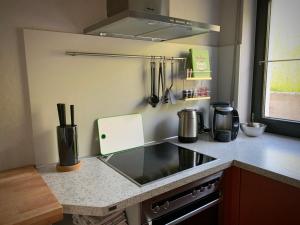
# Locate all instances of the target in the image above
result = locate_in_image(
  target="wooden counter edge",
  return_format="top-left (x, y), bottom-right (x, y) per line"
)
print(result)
top-left (0, 166), bottom-right (63, 225)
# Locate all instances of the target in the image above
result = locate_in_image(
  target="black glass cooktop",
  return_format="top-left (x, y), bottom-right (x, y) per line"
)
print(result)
top-left (98, 142), bottom-right (216, 186)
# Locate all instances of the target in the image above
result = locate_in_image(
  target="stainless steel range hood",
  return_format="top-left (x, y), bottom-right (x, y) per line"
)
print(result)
top-left (84, 0), bottom-right (220, 42)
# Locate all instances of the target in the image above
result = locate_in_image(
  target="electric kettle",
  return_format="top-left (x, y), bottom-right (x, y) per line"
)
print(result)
top-left (177, 109), bottom-right (204, 143)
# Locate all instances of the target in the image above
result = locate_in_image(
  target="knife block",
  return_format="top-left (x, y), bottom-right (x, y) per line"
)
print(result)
top-left (56, 125), bottom-right (80, 172)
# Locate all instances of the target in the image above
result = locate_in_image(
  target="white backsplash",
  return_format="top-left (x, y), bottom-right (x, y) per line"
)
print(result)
top-left (24, 29), bottom-right (218, 165)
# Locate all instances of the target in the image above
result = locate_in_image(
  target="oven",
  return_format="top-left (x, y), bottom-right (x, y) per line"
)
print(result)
top-left (141, 172), bottom-right (222, 225)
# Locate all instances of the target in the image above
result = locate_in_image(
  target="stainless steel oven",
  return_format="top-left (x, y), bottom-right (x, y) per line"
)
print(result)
top-left (141, 172), bottom-right (222, 225)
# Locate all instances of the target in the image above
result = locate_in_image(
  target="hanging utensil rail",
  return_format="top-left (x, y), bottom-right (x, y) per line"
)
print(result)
top-left (259, 58), bottom-right (300, 65)
top-left (65, 51), bottom-right (186, 61)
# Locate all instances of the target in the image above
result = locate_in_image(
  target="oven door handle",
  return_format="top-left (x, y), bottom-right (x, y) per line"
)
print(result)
top-left (165, 198), bottom-right (220, 225)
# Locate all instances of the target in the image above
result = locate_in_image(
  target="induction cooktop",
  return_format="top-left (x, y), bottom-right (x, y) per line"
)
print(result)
top-left (98, 142), bottom-right (216, 186)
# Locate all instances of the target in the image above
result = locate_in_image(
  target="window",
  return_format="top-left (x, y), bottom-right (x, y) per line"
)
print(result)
top-left (252, 0), bottom-right (300, 137)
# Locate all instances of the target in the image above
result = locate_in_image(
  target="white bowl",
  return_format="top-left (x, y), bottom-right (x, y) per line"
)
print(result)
top-left (240, 123), bottom-right (267, 137)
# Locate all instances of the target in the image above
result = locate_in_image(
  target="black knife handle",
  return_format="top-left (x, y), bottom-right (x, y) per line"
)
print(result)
top-left (57, 103), bottom-right (65, 126)
top-left (70, 105), bottom-right (75, 126)
top-left (61, 104), bottom-right (66, 126)
top-left (57, 104), bottom-right (62, 126)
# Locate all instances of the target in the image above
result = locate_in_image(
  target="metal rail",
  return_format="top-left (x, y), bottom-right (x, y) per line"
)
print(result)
top-left (65, 51), bottom-right (186, 61)
top-left (259, 58), bottom-right (300, 65)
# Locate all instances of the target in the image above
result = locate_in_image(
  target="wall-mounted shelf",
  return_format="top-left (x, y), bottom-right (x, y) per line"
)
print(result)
top-left (186, 77), bottom-right (212, 81)
top-left (182, 96), bottom-right (211, 101)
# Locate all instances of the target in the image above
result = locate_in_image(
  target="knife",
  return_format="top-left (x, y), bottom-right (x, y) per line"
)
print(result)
top-left (70, 105), bottom-right (75, 126)
top-left (61, 104), bottom-right (66, 126)
top-left (57, 104), bottom-right (63, 126)
top-left (57, 103), bottom-right (66, 127)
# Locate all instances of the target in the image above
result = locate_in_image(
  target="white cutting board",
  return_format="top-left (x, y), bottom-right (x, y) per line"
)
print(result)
top-left (97, 114), bottom-right (144, 155)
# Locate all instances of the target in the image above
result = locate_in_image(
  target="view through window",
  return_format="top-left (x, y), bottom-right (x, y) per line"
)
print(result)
top-left (264, 0), bottom-right (300, 121)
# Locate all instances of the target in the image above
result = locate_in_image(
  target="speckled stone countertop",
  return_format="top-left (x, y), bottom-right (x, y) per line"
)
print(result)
top-left (38, 133), bottom-right (300, 216)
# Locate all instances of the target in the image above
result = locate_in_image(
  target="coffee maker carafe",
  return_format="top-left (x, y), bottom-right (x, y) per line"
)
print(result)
top-left (210, 102), bottom-right (239, 142)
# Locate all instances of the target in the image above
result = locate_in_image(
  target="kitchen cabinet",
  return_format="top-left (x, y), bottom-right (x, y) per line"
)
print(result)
top-left (219, 167), bottom-right (241, 225)
top-left (221, 167), bottom-right (300, 225)
top-left (239, 169), bottom-right (300, 225)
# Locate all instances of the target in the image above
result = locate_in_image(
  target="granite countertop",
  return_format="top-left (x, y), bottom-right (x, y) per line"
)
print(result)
top-left (38, 133), bottom-right (300, 216)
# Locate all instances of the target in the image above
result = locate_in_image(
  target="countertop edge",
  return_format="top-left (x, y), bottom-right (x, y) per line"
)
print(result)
top-left (233, 160), bottom-right (300, 189)
top-left (0, 166), bottom-right (63, 225)
top-left (40, 133), bottom-right (300, 217)
top-left (61, 161), bottom-right (233, 216)
top-left (61, 159), bottom-right (300, 216)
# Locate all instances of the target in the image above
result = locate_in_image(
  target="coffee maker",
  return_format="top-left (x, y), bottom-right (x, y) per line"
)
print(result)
top-left (209, 102), bottom-right (239, 142)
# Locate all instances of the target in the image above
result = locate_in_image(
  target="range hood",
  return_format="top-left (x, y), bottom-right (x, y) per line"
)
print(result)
top-left (84, 0), bottom-right (220, 42)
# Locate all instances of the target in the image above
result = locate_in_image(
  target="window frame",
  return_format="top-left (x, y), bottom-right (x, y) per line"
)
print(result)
top-left (252, 0), bottom-right (300, 138)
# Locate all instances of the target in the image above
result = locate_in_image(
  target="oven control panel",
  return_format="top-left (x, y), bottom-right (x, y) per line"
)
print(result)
top-left (141, 172), bottom-right (223, 223)
top-left (150, 178), bottom-right (219, 214)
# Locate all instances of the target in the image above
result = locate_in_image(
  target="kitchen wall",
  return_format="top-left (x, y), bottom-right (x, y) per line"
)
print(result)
top-left (237, 0), bottom-right (257, 122)
top-left (0, 0), bottom-right (222, 170)
top-left (24, 29), bottom-right (218, 165)
top-left (217, 0), bottom-right (257, 123)
top-left (217, 0), bottom-right (242, 104)
top-left (0, 0), bottom-right (106, 171)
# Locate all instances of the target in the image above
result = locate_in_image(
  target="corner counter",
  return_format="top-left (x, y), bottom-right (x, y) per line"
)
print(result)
top-left (38, 133), bottom-right (300, 216)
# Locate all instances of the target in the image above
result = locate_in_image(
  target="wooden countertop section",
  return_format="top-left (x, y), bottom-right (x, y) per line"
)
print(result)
top-left (0, 166), bottom-right (63, 225)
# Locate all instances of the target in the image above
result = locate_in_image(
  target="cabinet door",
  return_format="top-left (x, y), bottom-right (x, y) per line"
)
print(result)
top-left (219, 166), bottom-right (241, 225)
top-left (239, 170), bottom-right (300, 225)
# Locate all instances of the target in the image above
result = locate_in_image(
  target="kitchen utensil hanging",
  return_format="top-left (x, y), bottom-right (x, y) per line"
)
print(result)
top-left (148, 57), bottom-right (159, 108)
top-left (158, 60), bottom-right (163, 104)
top-left (149, 57), bottom-right (179, 106)
top-left (161, 58), bottom-right (169, 104)
top-left (166, 58), bottom-right (176, 104)
top-left (148, 59), bottom-right (154, 106)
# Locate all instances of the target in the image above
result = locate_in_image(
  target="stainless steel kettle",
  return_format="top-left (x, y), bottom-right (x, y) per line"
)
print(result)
top-left (178, 109), bottom-right (204, 143)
